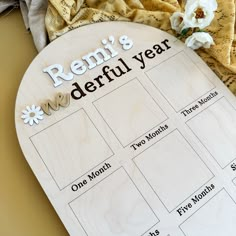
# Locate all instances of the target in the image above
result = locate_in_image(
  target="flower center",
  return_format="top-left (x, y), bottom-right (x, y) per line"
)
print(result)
top-left (195, 8), bottom-right (205, 19)
top-left (29, 112), bottom-right (35, 117)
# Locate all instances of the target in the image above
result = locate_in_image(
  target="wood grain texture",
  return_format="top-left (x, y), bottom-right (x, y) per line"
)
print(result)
top-left (15, 22), bottom-right (236, 236)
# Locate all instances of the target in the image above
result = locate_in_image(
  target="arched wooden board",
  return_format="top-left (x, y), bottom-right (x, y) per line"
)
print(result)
top-left (15, 22), bottom-right (236, 236)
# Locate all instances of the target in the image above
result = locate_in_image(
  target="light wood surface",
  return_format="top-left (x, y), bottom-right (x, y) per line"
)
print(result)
top-left (14, 20), bottom-right (236, 236)
top-left (0, 9), bottom-right (68, 236)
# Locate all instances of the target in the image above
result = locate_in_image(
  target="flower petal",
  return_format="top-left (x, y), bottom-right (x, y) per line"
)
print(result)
top-left (35, 106), bottom-right (41, 112)
top-left (24, 117), bottom-right (30, 124)
top-left (35, 114), bottom-right (43, 120)
top-left (22, 109), bottom-right (29, 115)
top-left (38, 110), bottom-right (44, 116)
top-left (26, 106), bottom-right (31, 112)
top-left (33, 118), bottom-right (39, 124)
top-left (29, 119), bottom-right (34, 126)
top-left (21, 114), bottom-right (29, 119)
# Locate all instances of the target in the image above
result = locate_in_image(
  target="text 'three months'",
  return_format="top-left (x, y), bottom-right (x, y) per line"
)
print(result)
top-left (181, 91), bottom-right (218, 117)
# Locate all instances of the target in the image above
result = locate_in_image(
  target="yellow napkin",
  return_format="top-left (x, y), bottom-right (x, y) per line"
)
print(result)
top-left (45, 0), bottom-right (236, 95)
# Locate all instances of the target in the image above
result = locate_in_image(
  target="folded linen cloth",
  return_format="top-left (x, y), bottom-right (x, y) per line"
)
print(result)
top-left (0, 0), bottom-right (48, 51)
top-left (45, 0), bottom-right (236, 95)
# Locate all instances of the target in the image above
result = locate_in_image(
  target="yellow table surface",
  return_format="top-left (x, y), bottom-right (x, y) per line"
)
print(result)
top-left (0, 9), bottom-right (68, 236)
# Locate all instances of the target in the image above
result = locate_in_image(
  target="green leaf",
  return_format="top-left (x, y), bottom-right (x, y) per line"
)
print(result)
top-left (181, 28), bottom-right (190, 36)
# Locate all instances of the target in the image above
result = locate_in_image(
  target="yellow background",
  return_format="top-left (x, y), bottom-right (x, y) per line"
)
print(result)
top-left (0, 9), bottom-right (68, 236)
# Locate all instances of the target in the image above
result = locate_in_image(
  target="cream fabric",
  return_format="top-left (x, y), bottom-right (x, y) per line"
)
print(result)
top-left (0, 0), bottom-right (18, 12)
top-left (0, 0), bottom-right (48, 51)
top-left (20, 0), bottom-right (48, 51)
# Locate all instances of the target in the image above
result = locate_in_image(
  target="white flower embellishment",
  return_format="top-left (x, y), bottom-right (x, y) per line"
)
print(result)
top-left (170, 0), bottom-right (217, 50)
top-left (184, 0), bottom-right (217, 29)
top-left (185, 32), bottom-right (215, 50)
top-left (170, 12), bottom-right (185, 33)
top-left (21, 105), bottom-right (44, 126)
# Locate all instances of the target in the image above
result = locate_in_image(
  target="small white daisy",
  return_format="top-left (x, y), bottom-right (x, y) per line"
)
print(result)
top-left (21, 105), bottom-right (44, 126)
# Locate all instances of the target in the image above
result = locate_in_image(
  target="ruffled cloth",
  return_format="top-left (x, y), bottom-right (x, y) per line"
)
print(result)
top-left (45, 0), bottom-right (236, 95)
top-left (0, 0), bottom-right (48, 51)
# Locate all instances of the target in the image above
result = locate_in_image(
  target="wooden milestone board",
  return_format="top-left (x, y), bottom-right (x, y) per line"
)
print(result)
top-left (15, 22), bottom-right (236, 236)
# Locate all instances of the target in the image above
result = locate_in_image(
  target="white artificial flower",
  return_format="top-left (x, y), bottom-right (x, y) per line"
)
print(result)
top-left (21, 105), bottom-right (44, 126)
top-left (185, 32), bottom-right (215, 50)
top-left (183, 0), bottom-right (218, 29)
top-left (170, 12), bottom-right (185, 33)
